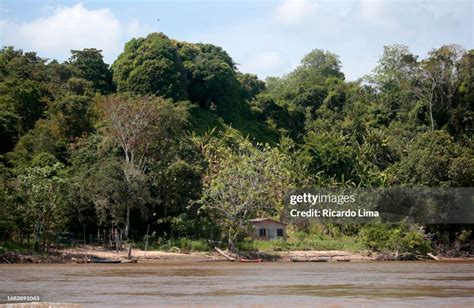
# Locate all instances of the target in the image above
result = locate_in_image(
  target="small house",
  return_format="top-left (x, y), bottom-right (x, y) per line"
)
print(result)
top-left (250, 218), bottom-right (287, 241)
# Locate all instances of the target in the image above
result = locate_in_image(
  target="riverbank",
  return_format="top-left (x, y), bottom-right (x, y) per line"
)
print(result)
top-left (1, 245), bottom-right (472, 264)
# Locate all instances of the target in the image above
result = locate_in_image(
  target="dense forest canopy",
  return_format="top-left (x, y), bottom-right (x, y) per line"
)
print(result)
top-left (0, 33), bottom-right (472, 254)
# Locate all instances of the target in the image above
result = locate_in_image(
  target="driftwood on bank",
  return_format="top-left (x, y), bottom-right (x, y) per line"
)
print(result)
top-left (290, 256), bottom-right (330, 262)
top-left (214, 247), bottom-right (236, 261)
top-left (427, 253), bottom-right (441, 260)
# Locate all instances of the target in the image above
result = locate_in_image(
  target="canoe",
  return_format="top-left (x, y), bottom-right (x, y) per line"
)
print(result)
top-left (290, 257), bottom-right (329, 262)
top-left (90, 257), bottom-right (122, 264)
top-left (239, 258), bottom-right (262, 263)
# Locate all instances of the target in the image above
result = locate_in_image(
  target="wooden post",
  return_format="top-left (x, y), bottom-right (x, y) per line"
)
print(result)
top-left (115, 228), bottom-right (119, 254)
top-left (83, 225), bottom-right (86, 245)
top-left (144, 224), bottom-right (150, 261)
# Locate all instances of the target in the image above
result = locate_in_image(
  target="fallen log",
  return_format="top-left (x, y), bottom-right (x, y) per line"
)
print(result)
top-left (214, 247), bottom-right (236, 261)
top-left (290, 256), bottom-right (329, 262)
top-left (427, 253), bottom-right (441, 260)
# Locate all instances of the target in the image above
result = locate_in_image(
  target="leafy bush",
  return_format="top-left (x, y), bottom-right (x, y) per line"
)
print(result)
top-left (359, 224), bottom-right (431, 254)
top-left (291, 234), bottom-right (364, 251)
top-left (237, 234), bottom-right (363, 252)
top-left (238, 238), bottom-right (290, 251)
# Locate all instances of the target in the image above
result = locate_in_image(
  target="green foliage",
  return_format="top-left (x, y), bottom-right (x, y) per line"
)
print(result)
top-left (302, 131), bottom-right (356, 182)
top-left (112, 33), bottom-right (187, 100)
top-left (389, 130), bottom-right (473, 186)
top-left (368, 44), bottom-right (418, 122)
top-left (68, 48), bottom-right (113, 94)
top-left (291, 234), bottom-right (364, 251)
top-left (292, 49), bottom-right (345, 81)
top-left (8, 119), bottom-right (68, 169)
top-left (0, 47), bottom-right (53, 153)
top-left (0, 36), bottom-right (472, 255)
top-left (237, 233), bottom-right (363, 252)
top-left (198, 128), bottom-right (294, 251)
top-left (140, 237), bottom-right (210, 252)
top-left (17, 162), bottom-right (68, 251)
top-left (49, 95), bottom-right (94, 139)
top-left (359, 224), bottom-right (431, 255)
top-left (0, 241), bottom-right (32, 254)
top-left (185, 49), bottom-right (238, 109)
top-left (238, 238), bottom-right (290, 251)
top-left (238, 73), bottom-right (266, 101)
top-left (0, 109), bottom-right (20, 153)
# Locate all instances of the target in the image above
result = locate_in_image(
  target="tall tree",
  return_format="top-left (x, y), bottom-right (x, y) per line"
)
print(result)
top-left (198, 129), bottom-right (291, 251)
top-left (111, 33), bottom-right (187, 100)
top-left (17, 162), bottom-right (67, 251)
top-left (369, 45), bottom-right (418, 121)
top-left (68, 48), bottom-right (113, 94)
top-left (98, 94), bottom-right (189, 238)
top-left (415, 45), bottom-right (465, 131)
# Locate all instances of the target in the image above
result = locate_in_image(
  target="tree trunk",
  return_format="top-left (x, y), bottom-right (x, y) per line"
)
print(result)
top-left (428, 98), bottom-right (434, 132)
top-left (227, 230), bottom-right (236, 252)
top-left (34, 221), bottom-right (40, 244)
top-left (125, 204), bottom-right (130, 239)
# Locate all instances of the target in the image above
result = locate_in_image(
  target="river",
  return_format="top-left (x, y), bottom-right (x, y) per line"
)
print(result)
top-left (1, 261), bottom-right (473, 307)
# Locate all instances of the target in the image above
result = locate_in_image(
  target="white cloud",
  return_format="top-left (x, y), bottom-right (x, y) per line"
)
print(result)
top-left (240, 51), bottom-right (291, 78)
top-left (357, 0), bottom-right (393, 28)
top-left (124, 19), bottom-right (154, 37)
top-left (0, 3), bottom-right (150, 63)
top-left (274, 0), bottom-right (319, 26)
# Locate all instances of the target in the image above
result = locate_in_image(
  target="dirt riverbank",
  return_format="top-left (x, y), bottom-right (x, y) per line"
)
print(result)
top-left (1, 245), bottom-right (471, 264)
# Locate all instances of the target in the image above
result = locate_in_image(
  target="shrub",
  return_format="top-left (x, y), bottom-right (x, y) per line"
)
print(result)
top-left (359, 224), bottom-right (431, 254)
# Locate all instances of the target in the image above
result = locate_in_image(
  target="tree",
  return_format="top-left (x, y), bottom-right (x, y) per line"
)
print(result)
top-left (98, 94), bottom-right (189, 238)
top-left (452, 49), bottom-right (474, 134)
top-left (302, 131), bottom-right (356, 183)
top-left (415, 45), bottom-right (465, 131)
top-left (177, 42), bottom-right (240, 110)
top-left (0, 109), bottom-right (20, 153)
top-left (49, 95), bottom-right (94, 140)
top-left (238, 73), bottom-right (266, 101)
top-left (368, 45), bottom-right (418, 121)
top-left (68, 48), bottom-right (113, 94)
top-left (17, 162), bottom-right (67, 251)
top-left (0, 47), bottom-right (52, 153)
top-left (98, 95), bottom-right (157, 238)
top-left (291, 49), bottom-right (344, 82)
top-left (111, 33), bottom-right (187, 100)
top-left (198, 129), bottom-right (291, 251)
top-left (389, 131), bottom-right (473, 186)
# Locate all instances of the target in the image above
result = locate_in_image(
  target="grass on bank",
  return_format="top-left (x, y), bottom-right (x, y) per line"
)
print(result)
top-left (237, 232), bottom-right (364, 252)
top-left (134, 238), bottom-right (211, 253)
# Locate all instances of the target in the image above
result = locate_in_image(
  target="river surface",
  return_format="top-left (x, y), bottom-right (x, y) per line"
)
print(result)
top-left (1, 261), bottom-right (474, 307)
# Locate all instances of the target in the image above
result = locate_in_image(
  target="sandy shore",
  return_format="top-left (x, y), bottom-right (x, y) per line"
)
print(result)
top-left (66, 245), bottom-right (210, 260)
top-left (277, 250), bottom-right (373, 261)
top-left (2, 245), bottom-right (471, 264)
top-left (1, 245), bottom-right (372, 263)
top-left (62, 246), bottom-right (375, 262)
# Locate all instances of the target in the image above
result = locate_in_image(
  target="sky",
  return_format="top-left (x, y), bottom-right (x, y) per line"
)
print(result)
top-left (0, 0), bottom-right (472, 80)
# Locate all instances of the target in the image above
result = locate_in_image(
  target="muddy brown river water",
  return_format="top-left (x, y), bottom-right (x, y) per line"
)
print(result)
top-left (1, 261), bottom-right (473, 307)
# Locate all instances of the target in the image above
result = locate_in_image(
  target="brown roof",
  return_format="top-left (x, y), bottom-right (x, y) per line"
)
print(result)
top-left (250, 218), bottom-right (287, 225)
